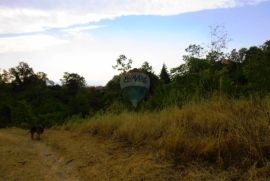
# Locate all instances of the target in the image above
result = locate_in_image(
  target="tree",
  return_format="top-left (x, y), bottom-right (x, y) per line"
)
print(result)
top-left (170, 64), bottom-right (188, 79)
top-left (140, 61), bottom-right (153, 73)
top-left (139, 61), bottom-right (160, 96)
top-left (104, 75), bottom-right (122, 106)
top-left (9, 62), bottom-right (35, 86)
top-left (36, 72), bottom-right (48, 82)
top-left (184, 44), bottom-right (204, 59)
top-left (68, 89), bottom-right (90, 118)
top-left (243, 45), bottom-right (270, 93)
top-left (262, 40), bottom-right (270, 52)
top-left (61, 72), bottom-right (86, 95)
top-left (207, 25), bottom-right (230, 62)
top-left (229, 49), bottom-right (241, 63)
top-left (238, 48), bottom-right (247, 63)
top-left (229, 48), bottom-right (247, 63)
top-left (159, 64), bottom-right (171, 84)
top-left (0, 69), bottom-right (11, 83)
top-left (112, 55), bottom-right (132, 73)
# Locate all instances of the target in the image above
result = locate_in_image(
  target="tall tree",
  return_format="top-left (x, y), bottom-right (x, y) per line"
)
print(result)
top-left (160, 64), bottom-right (171, 84)
top-left (206, 25), bottom-right (230, 62)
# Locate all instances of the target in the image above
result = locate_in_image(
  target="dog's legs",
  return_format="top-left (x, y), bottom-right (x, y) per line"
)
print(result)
top-left (31, 132), bottom-right (34, 140)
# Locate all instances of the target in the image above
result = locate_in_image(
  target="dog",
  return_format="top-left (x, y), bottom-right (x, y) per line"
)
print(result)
top-left (30, 125), bottom-right (44, 140)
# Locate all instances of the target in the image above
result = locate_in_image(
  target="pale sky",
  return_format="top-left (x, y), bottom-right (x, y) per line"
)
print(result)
top-left (0, 0), bottom-right (269, 85)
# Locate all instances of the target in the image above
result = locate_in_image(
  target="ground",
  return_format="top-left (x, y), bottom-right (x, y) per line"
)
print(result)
top-left (0, 128), bottom-right (189, 181)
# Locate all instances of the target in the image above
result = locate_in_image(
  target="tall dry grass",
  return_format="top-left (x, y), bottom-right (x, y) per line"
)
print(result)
top-left (64, 96), bottom-right (270, 169)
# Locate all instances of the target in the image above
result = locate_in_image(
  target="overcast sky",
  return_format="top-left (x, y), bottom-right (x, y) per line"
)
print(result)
top-left (0, 0), bottom-right (269, 85)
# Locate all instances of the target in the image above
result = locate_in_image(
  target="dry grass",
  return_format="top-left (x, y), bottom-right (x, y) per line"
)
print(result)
top-left (63, 96), bottom-right (270, 179)
top-left (1, 128), bottom-right (184, 180)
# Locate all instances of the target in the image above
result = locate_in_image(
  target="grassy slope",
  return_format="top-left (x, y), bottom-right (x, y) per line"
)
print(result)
top-left (1, 128), bottom-right (187, 181)
top-left (63, 96), bottom-right (270, 180)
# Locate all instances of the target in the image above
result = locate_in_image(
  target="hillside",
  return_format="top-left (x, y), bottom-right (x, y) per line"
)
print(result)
top-left (1, 97), bottom-right (270, 180)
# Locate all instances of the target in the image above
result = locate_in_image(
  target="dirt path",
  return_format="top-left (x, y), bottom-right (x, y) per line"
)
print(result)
top-left (0, 128), bottom-right (202, 181)
top-left (0, 128), bottom-right (79, 181)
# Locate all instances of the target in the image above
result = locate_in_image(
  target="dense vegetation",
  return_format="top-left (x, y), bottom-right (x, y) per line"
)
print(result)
top-left (0, 38), bottom-right (269, 128)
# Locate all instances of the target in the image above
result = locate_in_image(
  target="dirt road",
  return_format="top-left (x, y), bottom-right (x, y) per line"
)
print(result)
top-left (0, 128), bottom-right (182, 181)
top-left (0, 128), bottom-right (79, 181)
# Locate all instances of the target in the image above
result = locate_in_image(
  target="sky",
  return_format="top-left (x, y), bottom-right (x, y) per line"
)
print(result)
top-left (0, 0), bottom-right (269, 86)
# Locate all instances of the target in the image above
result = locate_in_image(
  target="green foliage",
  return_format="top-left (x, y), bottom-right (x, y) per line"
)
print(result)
top-left (159, 64), bottom-right (171, 84)
top-left (140, 61), bottom-right (153, 73)
top-left (12, 100), bottom-right (36, 127)
top-left (9, 62), bottom-right (35, 85)
top-left (184, 44), bottom-right (204, 58)
top-left (0, 104), bottom-right (11, 128)
top-left (112, 54), bottom-right (132, 73)
top-left (243, 45), bottom-right (270, 93)
top-left (0, 40), bottom-right (270, 127)
top-left (61, 72), bottom-right (86, 96)
top-left (0, 62), bottom-right (103, 128)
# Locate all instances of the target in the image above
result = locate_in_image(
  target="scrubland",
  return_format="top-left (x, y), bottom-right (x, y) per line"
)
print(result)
top-left (2, 97), bottom-right (270, 180)
top-left (62, 96), bottom-right (270, 180)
